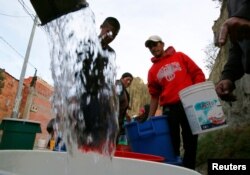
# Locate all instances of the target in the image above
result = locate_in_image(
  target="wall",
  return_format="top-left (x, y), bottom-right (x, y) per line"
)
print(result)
top-left (0, 72), bottom-right (19, 119)
top-left (23, 77), bottom-right (54, 140)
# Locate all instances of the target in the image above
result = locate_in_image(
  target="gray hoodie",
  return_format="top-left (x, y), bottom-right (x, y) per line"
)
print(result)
top-left (221, 0), bottom-right (250, 82)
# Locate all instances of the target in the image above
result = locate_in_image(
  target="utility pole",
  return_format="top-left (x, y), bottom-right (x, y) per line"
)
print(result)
top-left (22, 69), bottom-right (37, 119)
top-left (11, 16), bottom-right (38, 118)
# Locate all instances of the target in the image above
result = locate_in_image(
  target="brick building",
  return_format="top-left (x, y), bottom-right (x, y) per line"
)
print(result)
top-left (0, 70), bottom-right (54, 140)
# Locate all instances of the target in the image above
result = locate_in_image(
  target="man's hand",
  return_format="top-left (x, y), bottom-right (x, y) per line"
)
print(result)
top-left (215, 79), bottom-right (237, 101)
top-left (218, 17), bottom-right (250, 46)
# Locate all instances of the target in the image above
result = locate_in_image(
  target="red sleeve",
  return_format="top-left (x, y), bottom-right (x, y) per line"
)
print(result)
top-left (147, 70), bottom-right (161, 97)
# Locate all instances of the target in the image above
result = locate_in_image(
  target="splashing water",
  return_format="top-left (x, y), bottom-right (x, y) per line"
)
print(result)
top-left (44, 7), bottom-right (119, 156)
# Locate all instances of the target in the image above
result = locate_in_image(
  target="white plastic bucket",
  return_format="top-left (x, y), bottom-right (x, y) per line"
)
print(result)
top-left (179, 81), bottom-right (227, 134)
top-left (37, 139), bottom-right (46, 149)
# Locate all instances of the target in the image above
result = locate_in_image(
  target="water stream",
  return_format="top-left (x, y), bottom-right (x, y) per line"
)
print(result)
top-left (44, 6), bottom-right (119, 157)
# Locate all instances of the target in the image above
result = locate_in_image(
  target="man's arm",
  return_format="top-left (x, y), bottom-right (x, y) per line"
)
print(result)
top-left (148, 96), bottom-right (159, 117)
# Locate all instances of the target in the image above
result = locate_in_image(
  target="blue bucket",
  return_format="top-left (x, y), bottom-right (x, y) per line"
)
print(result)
top-left (125, 116), bottom-right (178, 163)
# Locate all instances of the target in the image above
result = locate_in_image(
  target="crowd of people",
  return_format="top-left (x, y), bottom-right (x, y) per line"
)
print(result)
top-left (45, 0), bottom-right (250, 171)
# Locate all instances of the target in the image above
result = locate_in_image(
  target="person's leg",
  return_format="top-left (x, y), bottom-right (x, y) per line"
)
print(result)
top-left (163, 106), bottom-right (181, 157)
top-left (179, 106), bottom-right (198, 169)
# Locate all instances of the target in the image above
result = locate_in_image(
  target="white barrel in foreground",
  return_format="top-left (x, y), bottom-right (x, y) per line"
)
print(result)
top-left (0, 150), bottom-right (201, 175)
top-left (179, 81), bottom-right (227, 135)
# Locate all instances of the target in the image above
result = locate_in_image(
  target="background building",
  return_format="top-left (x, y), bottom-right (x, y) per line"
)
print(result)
top-left (0, 70), bottom-right (54, 140)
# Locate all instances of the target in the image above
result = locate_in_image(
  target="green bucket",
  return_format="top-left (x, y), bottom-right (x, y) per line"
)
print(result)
top-left (0, 118), bottom-right (41, 150)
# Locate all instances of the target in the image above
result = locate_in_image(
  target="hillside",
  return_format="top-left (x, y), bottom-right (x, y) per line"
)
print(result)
top-left (127, 77), bottom-right (151, 116)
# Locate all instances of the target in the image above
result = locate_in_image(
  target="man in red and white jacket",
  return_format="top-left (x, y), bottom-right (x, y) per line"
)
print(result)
top-left (145, 35), bottom-right (205, 170)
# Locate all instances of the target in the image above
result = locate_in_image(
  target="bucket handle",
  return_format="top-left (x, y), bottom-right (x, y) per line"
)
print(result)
top-left (137, 121), bottom-right (156, 138)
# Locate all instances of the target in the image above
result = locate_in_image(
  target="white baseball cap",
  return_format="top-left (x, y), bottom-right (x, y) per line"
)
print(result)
top-left (145, 35), bottom-right (163, 47)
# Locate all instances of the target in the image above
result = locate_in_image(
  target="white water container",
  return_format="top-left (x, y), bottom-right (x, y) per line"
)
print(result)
top-left (0, 150), bottom-right (201, 175)
top-left (37, 139), bottom-right (46, 149)
top-left (179, 81), bottom-right (228, 134)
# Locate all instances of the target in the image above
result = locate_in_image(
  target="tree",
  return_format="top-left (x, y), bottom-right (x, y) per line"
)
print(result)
top-left (212, 0), bottom-right (223, 8)
top-left (203, 42), bottom-right (219, 74)
top-left (212, 0), bottom-right (223, 4)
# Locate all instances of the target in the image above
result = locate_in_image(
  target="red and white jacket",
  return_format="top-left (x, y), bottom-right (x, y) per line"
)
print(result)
top-left (147, 46), bottom-right (205, 106)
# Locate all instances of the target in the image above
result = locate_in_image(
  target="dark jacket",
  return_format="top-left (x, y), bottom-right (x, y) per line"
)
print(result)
top-left (116, 79), bottom-right (130, 136)
top-left (221, 0), bottom-right (250, 82)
